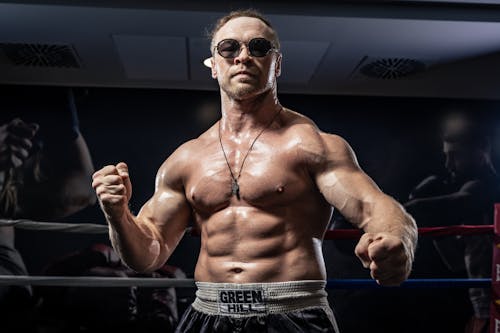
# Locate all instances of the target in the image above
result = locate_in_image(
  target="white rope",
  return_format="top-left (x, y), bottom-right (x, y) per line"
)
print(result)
top-left (0, 219), bottom-right (108, 234)
top-left (0, 219), bottom-right (198, 236)
top-left (0, 275), bottom-right (490, 289)
top-left (0, 275), bottom-right (196, 287)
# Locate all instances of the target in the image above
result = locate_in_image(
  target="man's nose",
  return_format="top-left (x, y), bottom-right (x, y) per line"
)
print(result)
top-left (234, 44), bottom-right (251, 64)
top-left (445, 156), bottom-right (454, 171)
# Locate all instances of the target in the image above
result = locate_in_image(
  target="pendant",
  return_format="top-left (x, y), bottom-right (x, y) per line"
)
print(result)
top-left (231, 179), bottom-right (240, 200)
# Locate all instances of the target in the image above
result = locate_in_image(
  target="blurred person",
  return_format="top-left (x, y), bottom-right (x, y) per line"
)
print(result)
top-left (405, 110), bottom-right (499, 333)
top-left (36, 243), bottom-right (185, 333)
top-left (0, 86), bottom-right (96, 332)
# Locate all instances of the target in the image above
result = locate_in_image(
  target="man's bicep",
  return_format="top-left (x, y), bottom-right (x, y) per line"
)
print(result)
top-left (137, 148), bottom-right (193, 252)
top-left (137, 186), bottom-right (192, 251)
top-left (317, 165), bottom-right (383, 226)
top-left (315, 134), bottom-right (383, 226)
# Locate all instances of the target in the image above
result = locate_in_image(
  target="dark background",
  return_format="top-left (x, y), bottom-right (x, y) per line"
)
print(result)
top-left (4, 85), bottom-right (500, 331)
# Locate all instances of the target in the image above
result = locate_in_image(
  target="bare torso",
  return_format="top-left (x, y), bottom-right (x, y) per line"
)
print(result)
top-left (96, 14), bottom-right (416, 286)
top-left (182, 109), bottom-right (333, 283)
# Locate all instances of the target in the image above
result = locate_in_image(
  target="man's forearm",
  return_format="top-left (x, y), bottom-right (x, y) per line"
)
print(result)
top-left (19, 134), bottom-right (96, 219)
top-left (107, 210), bottom-right (169, 273)
top-left (397, 212), bottom-right (418, 270)
top-left (55, 135), bottom-right (96, 217)
top-left (363, 195), bottom-right (418, 265)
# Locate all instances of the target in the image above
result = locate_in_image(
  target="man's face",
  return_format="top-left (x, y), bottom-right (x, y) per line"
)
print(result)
top-left (210, 17), bottom-right (282, 101)
top-left (443, 141), bottom-right (484, 181)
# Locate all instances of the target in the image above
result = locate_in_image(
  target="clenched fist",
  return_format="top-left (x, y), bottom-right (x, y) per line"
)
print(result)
top-left (354, 232), bottom-right (412, 286)
top-left (92, 162), bottom-right (132, 222)
top-left (0, 118), bottom-right (39, 169)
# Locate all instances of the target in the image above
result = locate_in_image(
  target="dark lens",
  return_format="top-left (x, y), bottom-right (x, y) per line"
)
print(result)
top-left (249, 38), bottom-right (272, 57)
top-left (217, 39), bottom-right (240, 58)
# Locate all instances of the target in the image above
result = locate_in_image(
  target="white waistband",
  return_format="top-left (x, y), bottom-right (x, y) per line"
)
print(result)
top-left (192, 280), bottom-right (330, 317)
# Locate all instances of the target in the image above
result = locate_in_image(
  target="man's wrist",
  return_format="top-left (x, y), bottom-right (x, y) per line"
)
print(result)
top-left (104, 206), bottom-right (132, 228)
top-left (401, 218), bottom-right (418, 275)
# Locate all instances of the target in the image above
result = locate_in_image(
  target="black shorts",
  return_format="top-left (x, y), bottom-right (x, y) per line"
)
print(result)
top-left (175, 305), bottom-right (339, 333)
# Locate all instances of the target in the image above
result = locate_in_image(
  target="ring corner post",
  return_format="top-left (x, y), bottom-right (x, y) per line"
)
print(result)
top-left (490, 204), bottom-right (500, 333)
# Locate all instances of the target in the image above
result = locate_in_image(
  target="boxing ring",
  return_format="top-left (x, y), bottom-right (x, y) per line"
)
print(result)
top-left (1, 204), bottom-right (500, 331)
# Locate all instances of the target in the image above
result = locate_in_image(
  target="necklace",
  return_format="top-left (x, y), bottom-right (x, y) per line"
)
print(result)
top-left (218, 107), bottom-right (283, 200)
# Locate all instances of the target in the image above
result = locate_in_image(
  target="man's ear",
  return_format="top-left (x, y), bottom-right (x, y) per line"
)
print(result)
top-left (210, 57), bottom-right (217, 79)
top-left (275, 53), bottom-right (282, 77)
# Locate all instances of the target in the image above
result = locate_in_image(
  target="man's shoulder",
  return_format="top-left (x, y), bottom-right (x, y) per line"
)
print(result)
top-left (461, 172), bottom-right (500, 195)
top-left (166, 141), bottom-right (206, 168)
top-left (283, 109), bottom-right (318, 131)
top-left (156, 135), bottom-right (212, 187)
top-left (283, 109), bottom-right (346, 145)
top-left (173, 124), bottom-right (217, 155)
top-left (161, 125), bottom-right (217, 171)
top-left (282, 109), bottom-right (353, 162)
top-left (283, 109), bottom-right (322, 145)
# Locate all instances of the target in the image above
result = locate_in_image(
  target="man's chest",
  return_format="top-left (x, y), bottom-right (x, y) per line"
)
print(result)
top-left (184, 143), bottom-right (312, 214)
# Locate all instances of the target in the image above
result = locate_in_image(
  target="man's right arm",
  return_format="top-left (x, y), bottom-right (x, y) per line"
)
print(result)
top-left (92, 147), bottom-right (192, 273)
top-left (313, 133), bottom-right (417, 286)
top-left (404, 180), bottom-right (491, 226)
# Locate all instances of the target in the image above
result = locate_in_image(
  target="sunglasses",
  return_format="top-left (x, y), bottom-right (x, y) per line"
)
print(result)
top-left (215, 38), bottom-right (277, 58)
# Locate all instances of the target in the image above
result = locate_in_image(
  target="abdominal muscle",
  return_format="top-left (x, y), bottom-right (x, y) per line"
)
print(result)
top-left (193, 206), bottom-right (328, 283)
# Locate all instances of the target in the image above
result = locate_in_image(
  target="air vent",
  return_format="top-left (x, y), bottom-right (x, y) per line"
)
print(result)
top-left (0, 43), bottom-right (81, 68)
top-left (359, 57), bottom-right (426, 79)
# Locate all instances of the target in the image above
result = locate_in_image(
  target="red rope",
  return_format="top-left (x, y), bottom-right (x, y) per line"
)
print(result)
top-left (323, 225), bottom-right (494, 240)
top-left (188, 225), bottom-right (493, 239)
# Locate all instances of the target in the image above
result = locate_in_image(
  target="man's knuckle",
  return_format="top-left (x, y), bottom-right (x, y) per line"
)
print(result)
top-left (103, 175), bottom-right (119, 185)
top-left (101, 165), bottom-right (118, 174)
top-left (100, 193), bottom-right (112, 202)
top-left (95, 186), bottom-right (104, 196)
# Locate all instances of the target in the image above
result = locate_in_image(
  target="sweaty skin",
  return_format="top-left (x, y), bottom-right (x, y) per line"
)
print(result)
top-left (92, 16), bottom-right (417, 286)
top-left (188, 111), bottom-right (336, 282)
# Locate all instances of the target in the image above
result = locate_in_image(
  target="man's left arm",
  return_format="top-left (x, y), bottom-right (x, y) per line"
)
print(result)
top-left (313, 133), bottom-right (418, 286)
top-left (18, 88), bottom-right (96, 219)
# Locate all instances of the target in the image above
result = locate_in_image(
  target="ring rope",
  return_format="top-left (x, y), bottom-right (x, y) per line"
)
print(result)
top-left (0, 220), bottom-right (492, 291)
top-left (327, 278), bottom-right (491, 289)
top-left (0, 275), bottom-right (195, 287)
top-left (0, 219), bottom-right (108, 234)
top-left (0, 275), bottom-right (490, 289)
top-left (324, 225), bottom-right (494, 240)
top-left (0, 219), bottom-right (493, 239)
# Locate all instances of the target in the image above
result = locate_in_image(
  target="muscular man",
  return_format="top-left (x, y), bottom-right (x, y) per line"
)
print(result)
top-left (92, 10), bottom-right (417, 332)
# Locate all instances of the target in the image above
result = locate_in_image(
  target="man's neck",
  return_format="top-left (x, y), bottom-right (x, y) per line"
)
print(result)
top-left (219, 90), bottom-right (281, 136)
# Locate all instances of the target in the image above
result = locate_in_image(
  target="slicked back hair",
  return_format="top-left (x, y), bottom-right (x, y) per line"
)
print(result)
top-left (209, 9), bottom-right (280, 54)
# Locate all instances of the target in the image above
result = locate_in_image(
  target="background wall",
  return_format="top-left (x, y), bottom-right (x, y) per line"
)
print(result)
top-left (3, 84), bottom-right (499, 331)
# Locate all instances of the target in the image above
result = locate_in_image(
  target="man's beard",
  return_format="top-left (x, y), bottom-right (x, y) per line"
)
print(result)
top-left (220, 72), bottom-right (269, 100)
top-left (224, 82), bottom-right (262, 100)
